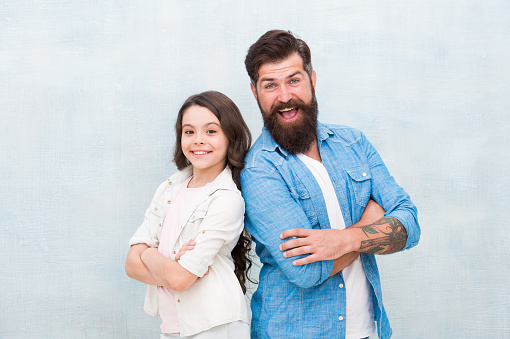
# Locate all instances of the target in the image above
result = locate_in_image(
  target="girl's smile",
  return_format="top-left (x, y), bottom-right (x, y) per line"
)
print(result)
top-left (181, 105), bottom-right (229, 187)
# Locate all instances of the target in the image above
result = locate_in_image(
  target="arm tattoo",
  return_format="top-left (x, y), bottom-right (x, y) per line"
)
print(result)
top-left (359, 217), bottom-right (407, 254)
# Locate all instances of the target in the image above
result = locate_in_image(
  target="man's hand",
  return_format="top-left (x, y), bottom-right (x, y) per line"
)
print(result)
top-left (280, 228), bottom-right (357, 266)
top-left (279, 199), bottom-right (387, 267)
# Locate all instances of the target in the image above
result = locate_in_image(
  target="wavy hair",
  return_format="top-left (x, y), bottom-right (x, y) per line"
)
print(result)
top-left (173, 91), bottom-right (254, 293)
top-left (245, 29), bottom-right (313, 87)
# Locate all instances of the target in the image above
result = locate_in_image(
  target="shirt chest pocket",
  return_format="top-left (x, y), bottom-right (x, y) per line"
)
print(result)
top-left (290, 184), bottom-right (318, 225)
top-left (346, 166), bottom-right (372, 207)
top-left (180, 209), bottom-right (207, 242)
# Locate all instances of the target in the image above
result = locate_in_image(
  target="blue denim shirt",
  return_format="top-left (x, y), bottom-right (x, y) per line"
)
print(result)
top-left (241, 122), bottom-right (420, 339)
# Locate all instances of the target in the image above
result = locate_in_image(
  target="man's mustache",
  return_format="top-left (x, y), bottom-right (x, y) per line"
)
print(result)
top-left (270, 99), bottom-right (306, 115)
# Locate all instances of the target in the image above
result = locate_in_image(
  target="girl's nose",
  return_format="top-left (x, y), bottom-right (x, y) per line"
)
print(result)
top-left (194, 133), bottom-right (204, 144)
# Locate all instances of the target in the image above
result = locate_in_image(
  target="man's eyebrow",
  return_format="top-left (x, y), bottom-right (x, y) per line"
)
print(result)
top-left (259, 71), bottom-right (304, 83)
top-left (259, 76), bottom-right (275, 83)
top-left (287, 71), bottom-right (303, 79)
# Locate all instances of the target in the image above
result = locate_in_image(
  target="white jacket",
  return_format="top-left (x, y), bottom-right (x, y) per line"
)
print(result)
top-left (129, 166), bottom-right (249, 336)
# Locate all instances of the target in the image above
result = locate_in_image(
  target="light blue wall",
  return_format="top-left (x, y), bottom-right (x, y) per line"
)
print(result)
top-left (1, 1), bottom-right (509, 338)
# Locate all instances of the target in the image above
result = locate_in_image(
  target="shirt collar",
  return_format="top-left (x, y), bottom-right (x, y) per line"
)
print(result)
top-left (168, 166), bottom-right (236, 193)
top-left (261, 121), bottom-right (334, 157)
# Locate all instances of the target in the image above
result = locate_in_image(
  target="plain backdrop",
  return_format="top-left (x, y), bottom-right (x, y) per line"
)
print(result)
top-left (1, 1), bottom-right (509, 338)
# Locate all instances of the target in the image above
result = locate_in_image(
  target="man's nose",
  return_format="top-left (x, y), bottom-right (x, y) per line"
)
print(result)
top-left (277, 85), bottom-right (292, 103)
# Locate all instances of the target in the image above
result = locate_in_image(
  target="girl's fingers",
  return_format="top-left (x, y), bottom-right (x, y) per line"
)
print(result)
top-left (175, 243), bottom-right (196, 260)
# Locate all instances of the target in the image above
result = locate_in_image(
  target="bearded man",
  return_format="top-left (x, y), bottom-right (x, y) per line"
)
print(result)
top-left (240, 30), bottom-right (420, 339)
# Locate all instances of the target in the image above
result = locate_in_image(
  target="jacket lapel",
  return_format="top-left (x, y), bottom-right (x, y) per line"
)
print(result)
top-left (168, 167), bottom-right (232, 247)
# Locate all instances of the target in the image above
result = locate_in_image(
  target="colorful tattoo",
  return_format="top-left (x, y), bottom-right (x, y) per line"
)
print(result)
top-left (359, 217), bottom-right (407, 254)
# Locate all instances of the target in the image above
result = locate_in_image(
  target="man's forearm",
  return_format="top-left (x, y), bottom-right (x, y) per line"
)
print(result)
top-left (329, 252), bottom-right (359, 277)
top-left (353, 216), bottom-right (407, 254)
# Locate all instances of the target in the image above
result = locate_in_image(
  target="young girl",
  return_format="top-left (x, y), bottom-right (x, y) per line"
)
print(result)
top-left (125, 91), bottom-right (253, 338)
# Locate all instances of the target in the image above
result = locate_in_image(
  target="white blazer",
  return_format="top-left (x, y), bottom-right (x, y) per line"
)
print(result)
top-left (129, 166), bottom-right (249, 336)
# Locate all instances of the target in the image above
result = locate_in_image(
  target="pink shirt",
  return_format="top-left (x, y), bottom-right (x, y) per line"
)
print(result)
top-left (157, 176), bottom-right (203, 334)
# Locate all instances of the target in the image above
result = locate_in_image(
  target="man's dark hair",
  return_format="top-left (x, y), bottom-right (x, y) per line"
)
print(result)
top-left (245, 30), bottom-right (313, 86)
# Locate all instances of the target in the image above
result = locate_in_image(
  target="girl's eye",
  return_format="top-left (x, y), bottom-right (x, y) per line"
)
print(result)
top-left (206, 129), bottom-right (217, 134)
top-left (183, 130), bottom-right (194, 135)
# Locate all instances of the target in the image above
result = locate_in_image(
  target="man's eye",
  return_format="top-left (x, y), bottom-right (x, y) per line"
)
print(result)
top-left (290, 79), bottom-right (299, 84)
top-left (265, 84), bottom-right (275, 89)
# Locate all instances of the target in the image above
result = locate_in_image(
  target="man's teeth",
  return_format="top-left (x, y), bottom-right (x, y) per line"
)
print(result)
top-left (279, 107), bottom-right (295, 112)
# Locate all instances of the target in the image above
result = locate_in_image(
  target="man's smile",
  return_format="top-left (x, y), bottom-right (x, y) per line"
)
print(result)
top-left (278, 107), bottom-right (299, 122)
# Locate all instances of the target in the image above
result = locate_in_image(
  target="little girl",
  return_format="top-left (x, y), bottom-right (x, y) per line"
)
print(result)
top-left (125, 91), bottom-right (253, 338)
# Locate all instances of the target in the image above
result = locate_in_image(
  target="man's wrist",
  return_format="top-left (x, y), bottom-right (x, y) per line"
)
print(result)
top-left (342, 227), bottom-right (363, 253)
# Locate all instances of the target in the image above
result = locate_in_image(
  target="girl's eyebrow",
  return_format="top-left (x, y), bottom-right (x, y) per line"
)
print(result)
top-left (205, 122), bottom-right (221, 127)
top-left (182, 122), bottom-right (221, 128)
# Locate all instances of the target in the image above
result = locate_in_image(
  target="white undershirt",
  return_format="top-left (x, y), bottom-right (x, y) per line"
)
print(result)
top-left (297, 154), bottom-right (375, 339)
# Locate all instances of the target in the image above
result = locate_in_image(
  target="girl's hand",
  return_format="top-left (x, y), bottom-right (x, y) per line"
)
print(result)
top-left (175, 239), bottom-right (197, 261)
top-left (175, 239), bottom-right (209, 276)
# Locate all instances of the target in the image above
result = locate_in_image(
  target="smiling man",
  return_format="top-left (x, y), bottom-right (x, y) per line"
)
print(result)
top-left (240, 30), bottom-right (420, 339)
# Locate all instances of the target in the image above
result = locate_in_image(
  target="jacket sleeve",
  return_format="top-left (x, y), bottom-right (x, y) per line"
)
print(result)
top-left (241, 164), bottom-right (334, 289)
top-left (360, 132), bottom-right (420, 250)
top-left (128, 181), bottom-right (167, 248)
top-left (177, 191), bottom-right (245, 278)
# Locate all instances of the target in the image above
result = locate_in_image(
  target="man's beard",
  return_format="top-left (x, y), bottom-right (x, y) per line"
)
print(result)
top-left (259, 93), bottom-right (318, 154)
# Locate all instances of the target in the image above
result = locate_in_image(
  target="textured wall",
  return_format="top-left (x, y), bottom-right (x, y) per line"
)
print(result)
top-left (1, 1), bottom-right (509, 338)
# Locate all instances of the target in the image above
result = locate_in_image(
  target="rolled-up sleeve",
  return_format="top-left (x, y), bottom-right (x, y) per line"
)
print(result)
top-left (178, 191), bottom-right (245, 278)
top-left (128, 182), bottom-right (167, 248)
top-left (361, 132), bottom-right (420, 250)
top-left (241, 164), bottom-right (333, 289)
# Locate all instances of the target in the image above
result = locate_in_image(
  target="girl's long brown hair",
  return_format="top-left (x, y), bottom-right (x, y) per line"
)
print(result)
top-left (173, 91), bottom-right (254, 293)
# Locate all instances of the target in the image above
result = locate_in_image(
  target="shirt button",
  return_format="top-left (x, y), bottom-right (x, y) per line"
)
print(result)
top-left (167, 200), bottom-right (171, 204)
top-left (173, 251), bottom-right (176, 254)
top-left (339, 284), bottom-right (344, 288)
top-left (168, 181), bottom-right (172, 185)
top-left (339, 316), bottom-right (344, 321)
top-left (202, 231), bottom-right (205, 234)
top-left (362, 172), bottom-right (367, 177)
top-left (177, 299), bottom-right (180, 303)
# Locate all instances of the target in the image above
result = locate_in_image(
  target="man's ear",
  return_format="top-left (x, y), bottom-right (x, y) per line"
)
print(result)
top-left (250, 82), bottom-right (258, 101)
top-left (311, 70), bottom-right (317, 90)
